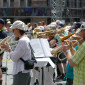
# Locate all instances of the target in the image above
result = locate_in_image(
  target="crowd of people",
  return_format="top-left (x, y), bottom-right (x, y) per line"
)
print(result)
top-left (0, 18), bottom-right (85, 85)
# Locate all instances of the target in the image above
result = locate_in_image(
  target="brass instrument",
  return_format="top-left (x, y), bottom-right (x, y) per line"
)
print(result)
top-left (36, 32), bottom-right (46, 38)
top-left (51, 46), bottom-right (62, 57)
top-left (51, 32), bottom-right (81, 61)
top-left (33, 26), bottom-right (72, 38)
top-left (33, 30), bottom-right (57, 38)
top-left (33, 27), bottom-right (42, 38)
top-left (45, 30), bottom-right (57, 37)
top-left (0, 35), bottom-right (17, 53)
top-left (56, 26), bottom-right (71, 34)
top-left (51, 41), bottom-right (77, 61)
top-left (60, 32), bottom-right (75, 42)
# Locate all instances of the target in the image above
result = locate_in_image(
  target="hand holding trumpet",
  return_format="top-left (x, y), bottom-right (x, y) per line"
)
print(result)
top-left (62, 40), bottom-right (76, 55)
top-left (62, 40), bottom-right (71, 52)
top-left (0, 42), bottom-right (12, 52)
top-left (0, 36), bottom-right (14, 53)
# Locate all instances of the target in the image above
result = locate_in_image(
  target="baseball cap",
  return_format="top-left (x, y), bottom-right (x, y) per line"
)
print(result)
top-left (76, 22), bottom-right (85, 33)
top-left (0, 19), bottom-right (5, 25)
top-left (10, 20), bottom-right (27, 31)
top-left (72, 22), bottom-right (81, 29)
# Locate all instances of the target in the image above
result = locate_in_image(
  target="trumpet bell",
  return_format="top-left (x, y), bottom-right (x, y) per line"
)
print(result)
top-left (60, 32), bottom-right (75, 42)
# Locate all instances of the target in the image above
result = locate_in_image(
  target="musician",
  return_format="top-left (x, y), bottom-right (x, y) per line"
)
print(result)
top-left (71, 22), bottom-right (81, 33)
top-left (56, 20), bottom-right (61, 27)
top-left (0, 19), bottom-right (7, 84)
top-left (47, 32), bottom-right (67, 80)
top-left (41, 21), bottom-right (46, 31)
top-left (62, 22), bottom-right (85, 85)
top-left (6, 21), bottom-right (12, 32)
top-left (1, 20), bottom-right (31, 85)
top-left (70, 22), bottom-right (77, 33)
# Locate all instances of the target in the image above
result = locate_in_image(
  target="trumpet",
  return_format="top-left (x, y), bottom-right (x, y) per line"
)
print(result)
top-left (0, 35), bottom-right (17, 54)
top-left (33, 30), bottom-right (57, 38)
top-left (60, 32), bottom-right (75, 42)
top-left (51, 41), bottom-right (77, 61)
top-left (51, 32), bottom-right (82, 61)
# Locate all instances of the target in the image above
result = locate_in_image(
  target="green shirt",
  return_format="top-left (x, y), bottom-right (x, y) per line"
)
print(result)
top-left (71, 42), bottom-right (85, 85)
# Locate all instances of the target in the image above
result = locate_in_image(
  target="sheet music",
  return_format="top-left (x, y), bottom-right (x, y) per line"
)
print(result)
top-left (30, 38), bottom-right (52, 58)
top-left (34, 58), bottom-right (56, 68)
top-left (40, 39), bottom-right (52, 57)
top-left (30, 39), bottom-right (44, 57)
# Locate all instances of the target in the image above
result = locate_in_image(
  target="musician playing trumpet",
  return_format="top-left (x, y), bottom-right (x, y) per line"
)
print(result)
top-left (47, 30), bottom-right (67, 80)
top-left (62, 22), bottom-right (85, 85)
top-left (1, 20), bottom-right (32, 85)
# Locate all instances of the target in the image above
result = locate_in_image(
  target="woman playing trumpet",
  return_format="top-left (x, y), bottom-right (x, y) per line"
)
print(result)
top-left (1, 20), bottom-right (31, 85)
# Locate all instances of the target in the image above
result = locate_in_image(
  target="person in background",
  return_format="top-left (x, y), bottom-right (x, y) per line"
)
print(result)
top-left (41, 21), bottom-right (47, 31)
top-left (6, 21), bottom-right (14, 37)
top-left (71, 22), bottom-right (81, 33)
top-left (6, 21), bottom-right (11, 32)
top-left (1, 20), bottom-right (31, 85)
top-left (70, 22), bottom-right (77, 33)
top-left (0, 19), bottom-right (7, 85)
top-left (26, 23), bottom-right (32, 32)
top-left (56, 20), bottom-right (61, 27)
top-left (55, 23), bottom-right (67, 80)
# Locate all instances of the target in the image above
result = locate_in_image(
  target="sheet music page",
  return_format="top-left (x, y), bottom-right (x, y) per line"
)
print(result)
top-left (30, 39), bottom-right (45, 57)
top-left (40, 38), bottom-right (52, 57)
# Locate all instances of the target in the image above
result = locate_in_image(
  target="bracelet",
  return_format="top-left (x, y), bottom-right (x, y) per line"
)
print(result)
top-left (66, 49), bottom-right (70, 53)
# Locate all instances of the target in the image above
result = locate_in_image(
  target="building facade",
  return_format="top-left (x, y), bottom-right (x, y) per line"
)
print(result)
top-left (0, 0), bottom-right (85, 24)
top-left (65, 0), bottom-right (85, 23)
top-left (0, 0), bottom-right (51, 24)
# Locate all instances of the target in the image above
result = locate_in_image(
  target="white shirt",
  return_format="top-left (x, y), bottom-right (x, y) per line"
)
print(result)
top-left (10, 35), bottom-right (31, 75)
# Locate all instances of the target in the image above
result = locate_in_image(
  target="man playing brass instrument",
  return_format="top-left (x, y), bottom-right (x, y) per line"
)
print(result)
top-left (47, 31), bottom-right (67, 80)
top-left (62, 22), bottom-right (85, 85)
top-left (0, 19), bottom-right (7, 84)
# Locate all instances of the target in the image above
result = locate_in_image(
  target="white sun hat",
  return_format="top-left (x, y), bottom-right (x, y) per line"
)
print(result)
top-left (76, 22), bottom-right (85, 34)
top-left (10, 20), bottom-right (27, 31)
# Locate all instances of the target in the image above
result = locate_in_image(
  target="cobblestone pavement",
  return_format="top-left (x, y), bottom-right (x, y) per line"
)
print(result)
top-left (2, 52), bottom-right (66, 85)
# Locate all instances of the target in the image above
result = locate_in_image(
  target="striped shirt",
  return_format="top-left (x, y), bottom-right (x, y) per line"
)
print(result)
top-left (71, 41), bottom-right (85, 85)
